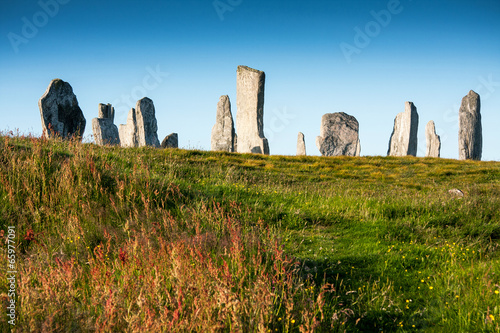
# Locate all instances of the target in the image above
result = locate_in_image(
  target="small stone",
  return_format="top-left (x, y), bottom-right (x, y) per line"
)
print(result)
top-left (448, 189), bottom-right (464, 198)
top-left (161, 133), bottom-right (178, 149)
top-left (236, 65), bottom-right (269, 154)
top-left (297, 132), bottom-right (306, 156)
top-left (211, 95), bottom-right (236, 152)
top-left (425, 120), bottom-right (440, 158)
top-left (387, 102), bottom-right (419, 156)
top-left (38, 78), bottom-right (86, 140)
top-left (315, 112), bottom-right (360, 156)
top-left (459, 90), bottom-right (482, 160)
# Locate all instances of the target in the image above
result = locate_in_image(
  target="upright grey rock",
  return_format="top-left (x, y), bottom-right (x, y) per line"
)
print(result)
top-left (118, 98), bottom-right (160, 148)
top-left (92, 103), bottom-right (120, 146)
top-left (315, 112), bottom-right (361, 156)
top-left (459, 90), bottom-right (482, 160)
top-left (425, 120), bottom-right (440, 158)
top-left (119, 108), bottom-right (138, 148)
top-left (387, 102), bottom-right (419, 156)
top-left (236, 66), bottom-right (269, 154)
top-left (211, 95), bottom-right (236, 152)
top-left (297, 132), bottom-right (306, 156)
top-left (38, 79), bottom-right (86, 140)
top-left (161, 133), bottom-right (178, 149)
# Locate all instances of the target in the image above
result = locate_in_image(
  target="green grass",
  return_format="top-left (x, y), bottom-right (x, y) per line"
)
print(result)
top-left (0, 134), bottom-right (499, 332)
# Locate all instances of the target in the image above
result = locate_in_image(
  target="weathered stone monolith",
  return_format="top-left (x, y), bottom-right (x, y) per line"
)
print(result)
top-left (118, 97), bottom-right (160, 148)
top-left (38, 79), bottom-right (86, 140)
top-left (315, 112), bottom-right (361, 156)
top-left (425, 120), bottom-right (440, 158)
top-left (458, 90), bottom-right (482, 160)
top-left (92, 103), bottom-right (120, 146)
top-left (297, 132), bottom-right (306, 156)
top-left (236, 66), bottom-right (269, 154)
top-left (161, 133), bottom-right (178, 149)
top-left (387, 102), bottom-right (419, 156)
top-left (211, 95), bottom-right (236, 152)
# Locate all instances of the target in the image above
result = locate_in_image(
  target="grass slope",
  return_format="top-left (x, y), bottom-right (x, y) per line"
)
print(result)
top-left (0, 135), bottom-right (499, 332)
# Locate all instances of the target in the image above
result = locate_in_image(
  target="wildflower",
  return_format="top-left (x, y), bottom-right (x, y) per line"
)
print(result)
top-left (421, 280), bottom-right (424, 283)
top-left (495, 290), bottom-right (499, 294)
top-left (490, 315), bottom-right (495, 321)
top-left (429, 286), bottom-right (433, 290)
top-left (278, 317), bottom-right (282, 321)
top-left (291, 319), bottom-right (295, 324)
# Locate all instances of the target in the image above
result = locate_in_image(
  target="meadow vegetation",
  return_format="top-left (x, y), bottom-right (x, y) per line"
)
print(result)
top-left (0, 133), bottom-right (499, 332)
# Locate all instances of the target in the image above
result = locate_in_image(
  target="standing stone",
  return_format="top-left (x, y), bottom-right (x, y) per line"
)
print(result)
top-left (297, 132), bottom-right (306, 156)
top-left (118, 97), bottom-right (160, 148)
top-left (425, 120), bottom-right (440, 158)
top-left (38, 79), bottom-right (86, 140)
top-left (236, 66), bottom-right (269, 154)
top-left (458, 90), bottom-right (482, 160)
top-left (161, 133), bottom-right (178, 149)
top-left (315, 112), bottom-right (361, 156)
top-left (119, 108), bottom-right (138, 148)
top-left (92, 103), bottom-right (120, 146)
top-left (211, 95), bottom-right (236, 152)
top-left (387, 102), bottom-right (419, 156)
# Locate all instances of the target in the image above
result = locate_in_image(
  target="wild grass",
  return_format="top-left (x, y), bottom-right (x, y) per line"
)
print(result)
top-left (0, 133), bottom-right (499, 332)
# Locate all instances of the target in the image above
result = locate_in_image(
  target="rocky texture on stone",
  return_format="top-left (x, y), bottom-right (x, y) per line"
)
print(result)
top-left (211, 95), bottom-right (236, 152)
top-left (425, 120), bottom-right (440, 158)
top-left (118, 97), bottom-right (160, 148)
top-left (297, 132), bottom-right (306, 156)
top-left (387, 102), bottom-right (419, 156)
top-left (38, 79), bottom-right (86, 140)
top-left (161, 133), bottom-right (178, 149)
top-left (458, 90), bottom-right (482, 160)
top-left (315, 112), bottom-right (360, 156)
top-left (236, 66), bottom-right (269, 155)
top-left (92, 103), bottom-right (120, 146)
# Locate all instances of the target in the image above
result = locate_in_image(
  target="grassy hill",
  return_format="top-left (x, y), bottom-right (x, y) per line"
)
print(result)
top-left (0, 134), bottom-right (499, 332)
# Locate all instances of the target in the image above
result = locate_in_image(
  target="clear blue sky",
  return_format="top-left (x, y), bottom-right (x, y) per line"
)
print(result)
top-left (1, 0), bottom-right (499, 160)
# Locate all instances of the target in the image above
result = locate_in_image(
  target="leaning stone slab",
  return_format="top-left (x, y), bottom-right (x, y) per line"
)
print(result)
top-left (92, 103), bottom-right (120, 146)
top-left (315, 112), bottom-right (360, 156)
top-left (119, 108), bottom-right (138, 148)
top-left (387, 102), bottom-right (419, 156)
top-left (458, 90), bottom-right (482, 160)
top-left (236, 66), bottom-right (269, 154)
top-left (161, 133), bottom-right (178, 149)
top-left (38, 78), bottom-right (86, 140)
top-left (425, 120), bottom-right (440, 158)
top-left (297, 132), bottom-right (306, 156)
top-left (211, 95), bottom-right (236, 152)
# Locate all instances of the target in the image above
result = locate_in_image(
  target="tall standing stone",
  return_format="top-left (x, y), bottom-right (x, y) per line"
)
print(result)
top-left (297, 132), bottom-right (306, 156)
top-left (118, 97), bottom-right (160, 148)
top-left (38, 79), bottom-right (86, 140)
top-left (236, 66), bottom-right (269, 154)
top-left (458, 90), bottom-right (482, 160)
top-left (211, 95), bottom-right (236, 152)
top-left (387, 102), bottom-right (419, 156)
top-left (92, 103), bottom-right (120, 146)
top-left (161, 133), bottom-right (178, 149)
top-left (425, 120), bottom-right (440, 158)
top-left (315, 112), bottom-right (361, 156)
